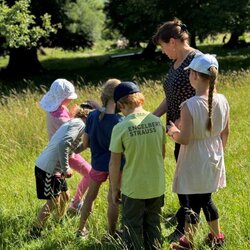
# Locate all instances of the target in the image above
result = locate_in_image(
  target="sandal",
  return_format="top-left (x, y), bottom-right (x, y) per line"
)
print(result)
top-left (205, 232), bottom-right (225, 249)
top-left (170, 236), bottom-right (193, 249)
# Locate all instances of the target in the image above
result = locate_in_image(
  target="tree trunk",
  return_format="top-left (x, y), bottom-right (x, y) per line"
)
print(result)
top-left (223, 30), bottom-right (246, 48)
top-left (190, 32), bottom-right (197, 48)
top-left (142, 38), bottom-right (157, 59)
top-left (4, 47), bottom-right (45, 75)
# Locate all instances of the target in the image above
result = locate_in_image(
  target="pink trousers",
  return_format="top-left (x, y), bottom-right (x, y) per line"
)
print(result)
top-left (69, 153), bottom-right (91, 207)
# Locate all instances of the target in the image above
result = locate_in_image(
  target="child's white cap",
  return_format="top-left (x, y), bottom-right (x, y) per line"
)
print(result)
top-left (40, 79), bottom-right (77, 112)
top-left (184, 53), bottom-right (218, 76)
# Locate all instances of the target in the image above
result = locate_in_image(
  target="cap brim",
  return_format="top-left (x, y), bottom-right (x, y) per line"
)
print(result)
top-left (40, 92), bottom-right (60, 112)
top-left (68, 93), bottom-right (77, 99)
top-left (184, 66), bottom-right (190, 71)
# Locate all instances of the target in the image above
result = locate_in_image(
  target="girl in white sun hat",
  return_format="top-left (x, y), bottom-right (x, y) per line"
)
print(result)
top-left (40, 78), bottom-right (92, 213)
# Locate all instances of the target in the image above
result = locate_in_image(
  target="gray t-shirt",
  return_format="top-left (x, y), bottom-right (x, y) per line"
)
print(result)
top-left (36, 118), bottom-right (85, 174)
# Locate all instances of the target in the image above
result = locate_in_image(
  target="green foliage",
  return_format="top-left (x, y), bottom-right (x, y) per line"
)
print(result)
top-left (0, 0), bottom-right (57, 49)
top-left (105, 0), bottom-right (250, 44)
top-left (64, 0), bottom-right (105, 42)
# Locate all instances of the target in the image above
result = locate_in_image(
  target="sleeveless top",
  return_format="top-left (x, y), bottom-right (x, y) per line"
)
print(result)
top-left (172, 94), bottom-right (230, 194)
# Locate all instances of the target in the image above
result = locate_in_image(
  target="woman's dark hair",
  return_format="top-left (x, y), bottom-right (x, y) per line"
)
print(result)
top-left (153, 17), bottom-right (190, 45)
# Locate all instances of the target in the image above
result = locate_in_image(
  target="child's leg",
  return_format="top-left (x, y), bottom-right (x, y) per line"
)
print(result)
top-left (143, 195), bottom-right (164, 250)
top-left (56, 190), bottom-right (70, 220)
top-left (36, 197), bottom-right (59, 227)
top-left (78, 179), bottom-right (101, 232)
top-left (69, 154), bottom-right (91, 207)
top-left (121, 194), bottom-right (144, 249)
top-left (183, 194), bottom-right (201, 244)
top-left (202, 193), bottom-right (221, 236)
top-left (107, 185), bottom-right (119, 235)
top-left (171, 194), bottom-right (201, 249)
top-left (34, 167), bottom-right (64, 227)
top-left (207, 219), bottom-right (220, 235)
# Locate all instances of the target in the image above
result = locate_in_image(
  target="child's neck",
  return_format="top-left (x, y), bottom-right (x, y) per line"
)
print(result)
top-left (195, 82), bottom-right (209, 96)
top-left (104, 100), bottom-right (116, 114)
top-left (125, 106), bottom-right (145, 116)
top-left (196, 88), bottom-right (209, 96)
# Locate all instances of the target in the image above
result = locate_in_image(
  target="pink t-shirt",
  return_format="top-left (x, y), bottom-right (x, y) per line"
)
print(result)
top-left (46, 106), bottom-right (70, 139)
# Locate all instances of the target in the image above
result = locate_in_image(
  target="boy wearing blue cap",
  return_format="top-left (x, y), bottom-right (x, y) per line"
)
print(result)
top-left (109, 81), bottom-right (166, 249)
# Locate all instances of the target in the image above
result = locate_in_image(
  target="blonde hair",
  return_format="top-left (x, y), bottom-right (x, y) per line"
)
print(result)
top-left (99, 78), bottom-right (121, 120)
top-left (117, 92), bottom-right (145, 110)
top-left (153, 17), bottom-right (190, 44)
top-left (197, 67), bottom-right (218, 132)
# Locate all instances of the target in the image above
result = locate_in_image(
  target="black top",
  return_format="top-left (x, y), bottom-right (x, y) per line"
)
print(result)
top-left (164, 50), bottom-right (198, 125)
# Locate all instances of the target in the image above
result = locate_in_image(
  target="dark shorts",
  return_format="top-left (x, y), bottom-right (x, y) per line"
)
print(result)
top-left (35, 166), bottom-right (68, 200)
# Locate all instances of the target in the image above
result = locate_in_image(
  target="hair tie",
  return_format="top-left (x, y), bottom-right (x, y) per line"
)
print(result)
top-left (180, 23), bottom-right (188, 31)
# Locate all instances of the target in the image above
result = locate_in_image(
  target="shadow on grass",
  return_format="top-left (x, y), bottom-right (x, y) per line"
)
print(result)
top-left (0, 209), bottom-right (125, 250)
top-left (0, 209), bottom-right (32, 249)
top-left (0, 44), bottom-right (249, 95)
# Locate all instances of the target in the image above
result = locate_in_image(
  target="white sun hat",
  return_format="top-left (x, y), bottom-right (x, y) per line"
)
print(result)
top-left (40, 79), bottom-right (77, 112)
top-left (184, 53), bottom-right (218, 76)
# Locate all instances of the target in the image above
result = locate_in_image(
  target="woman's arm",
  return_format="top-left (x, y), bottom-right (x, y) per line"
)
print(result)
top-left (153, 98), bottom-right (167, 117)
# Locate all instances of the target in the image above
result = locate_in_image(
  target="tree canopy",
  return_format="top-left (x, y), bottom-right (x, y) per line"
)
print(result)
top-left (105, 0), bottom-right (250, 48)
top-left (0, 0), bottom-right (105, 74)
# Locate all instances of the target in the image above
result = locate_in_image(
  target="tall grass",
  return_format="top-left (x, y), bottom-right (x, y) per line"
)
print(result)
top-left (0, 69), bottom-right (249, 249)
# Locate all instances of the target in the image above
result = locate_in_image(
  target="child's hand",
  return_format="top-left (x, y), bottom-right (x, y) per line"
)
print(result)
top-left (167, 121), bottom-right (180, 137)
top-left (54, 171), bottom-right (62, 179)
top-left (112, 190), bottom-right (121, 205)
top-left (65, 168), bottom-right (73, 178)
top-left (69, 104), bottom-right (79, 118)
top-left (174, 118), bottom-right (181, 129)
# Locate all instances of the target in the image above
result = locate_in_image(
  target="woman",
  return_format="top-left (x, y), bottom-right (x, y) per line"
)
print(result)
top-left (153, 18), bottom-right (201, 242)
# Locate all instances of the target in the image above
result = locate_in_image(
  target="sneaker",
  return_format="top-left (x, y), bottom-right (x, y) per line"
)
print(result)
top-left (205, 232), bottom-right (225, 249)
top-left (167, 229), bottom-right (184, 242)
top-left (170, 236), bottom-right (193, 250)
top-left (76, 228), bottom-right (89, 240)
top-left (29, 226), bottom-right (42, 239)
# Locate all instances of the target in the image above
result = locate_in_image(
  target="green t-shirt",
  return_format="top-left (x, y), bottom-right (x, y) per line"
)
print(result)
top-left (109, 111), bottom-right (166, 199)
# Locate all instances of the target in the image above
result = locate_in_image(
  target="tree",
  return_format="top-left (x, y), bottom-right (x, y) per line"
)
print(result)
top-left (105, 0), bottom-right (250, 54)
top-left (0, 0), bottom-right (57, 73)
top-left (0, 0), bottom-right (105, 75)
top-left (218, 0), bottom-right (250, 48)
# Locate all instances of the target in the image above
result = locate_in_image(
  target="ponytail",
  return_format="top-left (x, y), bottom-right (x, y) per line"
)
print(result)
top-left (207, 66), bottom-right (218, 132)
top-left (98, 79), bottom-right (121, 120)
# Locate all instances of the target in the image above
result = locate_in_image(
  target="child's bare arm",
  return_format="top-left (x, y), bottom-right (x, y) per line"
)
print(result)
top-left (221, 117), bottom-right (229, 149)
top-left (109, 152), bottom-right (122, 204)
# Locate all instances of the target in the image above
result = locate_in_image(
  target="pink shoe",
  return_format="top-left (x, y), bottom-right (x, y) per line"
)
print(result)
top-left (170, 236), bottom-right (193, 250)
top-left (205, 232), bottom-right (225, 249)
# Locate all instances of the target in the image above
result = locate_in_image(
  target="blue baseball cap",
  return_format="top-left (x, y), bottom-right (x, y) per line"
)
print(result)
top-left (114, 81), bottom-right (140, 103)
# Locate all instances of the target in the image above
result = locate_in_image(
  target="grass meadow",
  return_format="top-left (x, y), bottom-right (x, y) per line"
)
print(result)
top-left (0, 44), bottom-right (250, 249)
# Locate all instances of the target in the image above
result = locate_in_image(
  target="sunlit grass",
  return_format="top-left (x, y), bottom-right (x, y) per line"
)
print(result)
top-left (0, 69), bottom-right (250, 249)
